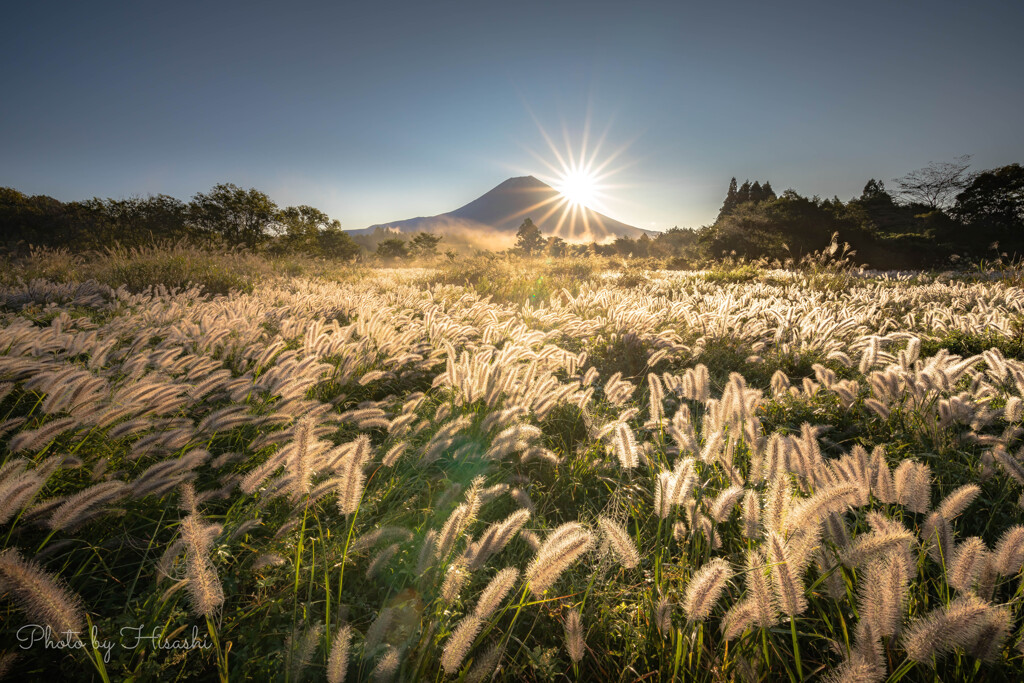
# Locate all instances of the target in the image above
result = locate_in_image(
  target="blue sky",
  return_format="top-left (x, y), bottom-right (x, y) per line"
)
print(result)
top-left (3, 1), bottom-right (1022, 231)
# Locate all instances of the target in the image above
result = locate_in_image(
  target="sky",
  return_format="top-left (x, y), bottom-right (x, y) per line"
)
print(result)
top-left (3, 0), bottom-right (1023, 231)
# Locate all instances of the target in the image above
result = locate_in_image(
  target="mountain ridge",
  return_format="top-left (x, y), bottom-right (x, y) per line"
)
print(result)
top-left (351, 175), bottom-right (652, 246)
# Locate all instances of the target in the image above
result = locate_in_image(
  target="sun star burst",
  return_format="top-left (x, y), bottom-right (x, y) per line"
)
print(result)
top-left (505, 109), bottom-right (636, 243)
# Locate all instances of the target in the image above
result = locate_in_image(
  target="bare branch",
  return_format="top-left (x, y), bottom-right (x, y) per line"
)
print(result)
top-left (893, 155), bottom-right (975, 210)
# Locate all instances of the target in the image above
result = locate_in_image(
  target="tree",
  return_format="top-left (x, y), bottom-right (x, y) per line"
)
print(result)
top-left (376, 237), bottom-right (409, 259)
top-left (79, 195), bottom-right (190, 245)
top-left (750, 181), bottom-right (764, 203)
top-left (0, 187), bottom-right (83, 248)
top-left (611, 235), bottom-right (637, 257)
top-left (762, 181), bottom-right (777, 201)
top-left (189, 183), bottom-right (277, 247)
top-left (515, 218), bottom-right (545, 255)
top-left (650, 226), bottom-right (698, 259)
top-left (277, 205), bottom-right (341, 253)
top-left (953, 163), bottom-right (1024, 238)
top-left (410, 231), bottom-right (443, 256)
top-left (893, 155), bottom-right (974, 210)
top-left (278, 205), bottom-right (338, 236)
top-left (634, 233), bottom-right (652, 257)
top-left (737, 180), bottom-right (752, 205)
top-left (545, 235), bottom-right (567, 257)
top-left (316, 227), bottom-right (360, 259)
top-left (717, 178), bottom-right (740, 221)
top-left (860, 179), bottom-right (888, 200)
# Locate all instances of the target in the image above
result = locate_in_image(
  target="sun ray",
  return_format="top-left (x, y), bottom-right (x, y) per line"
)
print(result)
top-left (509, 105), bottom-right (640, 242)
top-left (494, 193), bottom-right (565, 229)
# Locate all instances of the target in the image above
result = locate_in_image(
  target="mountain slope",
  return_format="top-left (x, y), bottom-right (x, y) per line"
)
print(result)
top-left (354, 176), bottom-right (651, 245)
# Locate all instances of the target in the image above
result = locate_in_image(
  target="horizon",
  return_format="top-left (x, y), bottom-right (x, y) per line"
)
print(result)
top-left (3, 1), bottom-right (1023, 231)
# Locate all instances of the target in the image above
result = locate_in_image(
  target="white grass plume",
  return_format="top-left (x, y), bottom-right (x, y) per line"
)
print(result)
top-left (858, 552), bottom-right (910, 638)
top-left (741, 489), bottom-right (760, 539)
top-left (564, 608), bottom-right (585, 663)
top-left (0, 547), bottom-right (84, 639)
top-left (353, 527), bottom-right (414, 553)
top-left (710, 485), bottom-right (745, 523)
top-left (948, 537), bottom-right (988, 593)
top-left (902, 593), bottom-right (997, 664)
top-left (937, 484), bottom-right (980, 521)
top-left (180, 513), bottom-right (225, 617)
top-left (744, 547), bottom-right (777, 627)
top-left (767, 531), bottom-right (807, 617)
top-left (994, 525), bottom-right (1024, 575)
top-left (683, 558), bottom-right (734, 621)
top-left (441, 558), bottom-right (470, 604)
top-left (611, 422), bottom-right (640, 469)
top-left (287, 622), bottom-right (323, 683)
top-left (525, 522), bottom-right (595, 597)
top-left (841, 526), bottom-right (916, 568)
top-left (655, 594), bottom-right (673, 636)
top-left (368, 645), bottom-right (398, 682)
top-left (921, 512), bottom-right (954, 565)
top-left (465, 509), bottom-right (530, 570)
top-left (327, 624), bottom-right (352, 683)
top-left (366, 543), bottom-right (401, 580)
top-left (336, 448), bottom-right (366, 515)
top-left (441, 615), bottom-right (483, 674)
top-left (597, 516), bottom-right (640, 569)
top-left (48, 480), bottom-right (128, 531)
top-left (893, 460), bottom-right (931, 514)
top-left (465, 642), bottom-right (503, 683)
top-left (473, 567), bottom-right (519, 620)
top-left (721, 599), bottom-right (758, 641)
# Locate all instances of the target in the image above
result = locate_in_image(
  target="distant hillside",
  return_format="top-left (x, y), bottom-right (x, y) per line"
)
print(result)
top-left (352, 176), bottom-right (651, 247)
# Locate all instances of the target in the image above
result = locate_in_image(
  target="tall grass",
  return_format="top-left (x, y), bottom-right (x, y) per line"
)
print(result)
top-left (1, 248), bottom-right (1024, 680)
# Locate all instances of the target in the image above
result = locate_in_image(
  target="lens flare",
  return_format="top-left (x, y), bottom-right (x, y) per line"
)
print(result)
top-left (507, 108), bottom-right (638, 243)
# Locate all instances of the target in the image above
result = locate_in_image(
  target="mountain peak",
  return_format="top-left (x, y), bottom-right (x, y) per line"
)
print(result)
top-left (357, 175), bottom-right (652, 245)
top-left (493, 175), bottom-right (551, 190)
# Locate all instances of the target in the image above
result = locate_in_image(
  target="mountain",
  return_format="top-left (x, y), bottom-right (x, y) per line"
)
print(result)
top-left (352, 176), bottom-right (652, 246)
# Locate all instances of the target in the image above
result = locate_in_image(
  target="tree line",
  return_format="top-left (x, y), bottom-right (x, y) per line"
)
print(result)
top-left (4, 157), bottom-right (1021, 269)
top-left (696, 158), bottom-right (1024, 268)
top-left (545, 158), bottom-right (1023, 269)
top-left (0, 183), bottom-right (360, 258)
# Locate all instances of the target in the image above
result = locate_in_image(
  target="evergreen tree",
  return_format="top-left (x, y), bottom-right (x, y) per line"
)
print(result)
top-left (717, 177), bottom-right (739, 221)
top-left (410, 231), bottom-right (443, 256)
top-left (737, 180), bottom-right (752, 205)
top-left (750, 181), bottom-right (763, 203)
top-left (861, 179), bottom-right (887, 200)
top-left (515, 218), bottom-right (545, 255)
top-left (762, 181), bottom-right (776, 200)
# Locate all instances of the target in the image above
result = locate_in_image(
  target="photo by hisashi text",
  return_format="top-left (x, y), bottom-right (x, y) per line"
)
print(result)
top-left (16, 624), bottom-right (213, 662)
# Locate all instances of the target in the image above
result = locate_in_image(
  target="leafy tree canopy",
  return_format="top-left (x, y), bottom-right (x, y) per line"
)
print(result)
top-left (515, 218), bottom-right (545, 255)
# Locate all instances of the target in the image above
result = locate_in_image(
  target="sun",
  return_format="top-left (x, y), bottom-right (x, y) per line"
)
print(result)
top-left (505, 109), bottom-right (637, 242)
top-left (556, 166), bottom-right (599, 208)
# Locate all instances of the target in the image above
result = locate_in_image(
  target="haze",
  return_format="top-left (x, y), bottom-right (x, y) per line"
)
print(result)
top-left (2, 0), bottom-right (1022, 231)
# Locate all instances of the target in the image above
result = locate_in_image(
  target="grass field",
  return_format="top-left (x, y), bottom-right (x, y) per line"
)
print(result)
top-left (2, 251), bottom-right (1024, 681)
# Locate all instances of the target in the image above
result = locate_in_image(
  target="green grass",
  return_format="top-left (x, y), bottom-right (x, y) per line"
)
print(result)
top-left (2, 252), bottom-right (1024, 681)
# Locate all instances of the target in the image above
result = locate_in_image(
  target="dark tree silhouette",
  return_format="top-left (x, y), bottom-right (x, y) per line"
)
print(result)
top-left (893, 155), bottom-right (974, 209)
top-left (189, 183), bottom-right (277, 246)
top-left (717, 177), bottom-right (739, 220)
top-left (515, 218), bottom-right (545, 255)
top-left (954, 164), bottom-right (1024, 236)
